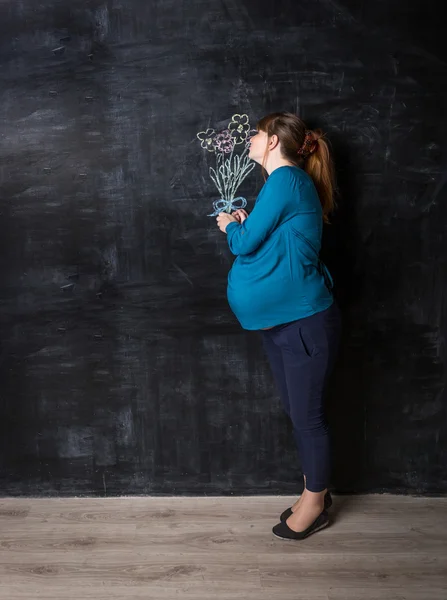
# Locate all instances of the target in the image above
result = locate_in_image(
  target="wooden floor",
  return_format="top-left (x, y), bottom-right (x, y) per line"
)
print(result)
top-left (0, 494), bottom-right (446, 599)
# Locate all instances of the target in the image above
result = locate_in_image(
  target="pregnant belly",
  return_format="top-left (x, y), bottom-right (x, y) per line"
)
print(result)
top-left (227, 271), bottom-right (296, 323)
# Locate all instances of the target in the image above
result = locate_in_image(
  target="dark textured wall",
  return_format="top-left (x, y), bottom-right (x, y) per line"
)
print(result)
top-left (0, 0), bottom-right (445, 497)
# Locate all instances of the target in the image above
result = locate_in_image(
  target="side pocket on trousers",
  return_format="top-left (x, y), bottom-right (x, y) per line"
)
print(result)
top-left (298, 326), bottom-right (316, 358)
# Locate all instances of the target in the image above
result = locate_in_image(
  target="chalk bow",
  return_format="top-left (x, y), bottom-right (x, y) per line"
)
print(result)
top-left (208, 196), bottom-right (247, 217)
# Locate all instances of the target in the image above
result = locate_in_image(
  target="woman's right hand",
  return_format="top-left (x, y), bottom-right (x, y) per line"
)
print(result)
top-left (232, 209), bottom-right (249, 224)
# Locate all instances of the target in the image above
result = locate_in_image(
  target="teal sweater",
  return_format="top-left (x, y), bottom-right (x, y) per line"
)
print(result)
top-left (225, 165), bottom-right (334, 330)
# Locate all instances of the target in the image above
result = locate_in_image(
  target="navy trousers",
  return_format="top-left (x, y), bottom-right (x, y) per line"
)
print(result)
top-left (260, 301), bottom-right (342, 492)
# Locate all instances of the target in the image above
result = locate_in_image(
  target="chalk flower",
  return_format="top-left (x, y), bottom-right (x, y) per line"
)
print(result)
top-left (196, 113), bottom-right (256, 215)
top-left (228, 114), bottom-right (250, 144)
top-left (196, 128), bottom-right (216, 152)
top-left (214, 129), bottom-right (235, 153)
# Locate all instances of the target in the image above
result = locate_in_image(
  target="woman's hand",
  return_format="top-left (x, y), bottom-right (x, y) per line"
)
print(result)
top-left (232, 209), bottom-right (248, 224)
top-left (216, 212), bottom-right (238, 233)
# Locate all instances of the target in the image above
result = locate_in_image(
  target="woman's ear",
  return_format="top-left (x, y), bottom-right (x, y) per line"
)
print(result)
top-left (268, 134), bottom-right (279, 150)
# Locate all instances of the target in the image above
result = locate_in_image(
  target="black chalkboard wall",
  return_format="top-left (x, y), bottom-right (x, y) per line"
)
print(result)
top-left (0, 0), bottom-right (446, 497)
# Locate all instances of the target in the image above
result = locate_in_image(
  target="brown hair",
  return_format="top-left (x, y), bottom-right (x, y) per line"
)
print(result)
top-left (256, 112), bottom-right (336, 223)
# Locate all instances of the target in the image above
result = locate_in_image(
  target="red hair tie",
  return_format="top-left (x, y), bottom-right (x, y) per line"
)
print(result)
top-left (297, 130), bottom-right (318, 157)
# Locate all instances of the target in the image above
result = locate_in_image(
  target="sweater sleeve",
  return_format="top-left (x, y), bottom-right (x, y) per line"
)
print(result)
top-left (225, 171), bottom-right (293, 256)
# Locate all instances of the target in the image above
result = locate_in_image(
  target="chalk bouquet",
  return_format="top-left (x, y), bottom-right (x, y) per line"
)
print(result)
top-left (196, 114), bottom-right (256, 216)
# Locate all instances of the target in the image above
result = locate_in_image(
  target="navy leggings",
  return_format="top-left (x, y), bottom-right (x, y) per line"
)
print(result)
top-left (260, 301), bottom-right (342, 492)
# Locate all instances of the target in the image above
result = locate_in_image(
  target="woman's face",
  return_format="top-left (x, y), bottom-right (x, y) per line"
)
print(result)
top-left (248, 129), bottom-right (268, 164)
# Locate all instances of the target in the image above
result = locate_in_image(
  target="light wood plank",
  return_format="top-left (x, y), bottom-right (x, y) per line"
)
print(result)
top-left (0, 495), bottom-right (446, 600)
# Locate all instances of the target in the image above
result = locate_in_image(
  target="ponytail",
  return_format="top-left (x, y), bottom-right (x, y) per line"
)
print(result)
top-left (304, 130), bottom-right (336, 224)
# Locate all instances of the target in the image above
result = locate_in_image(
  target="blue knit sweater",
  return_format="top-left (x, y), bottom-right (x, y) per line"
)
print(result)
top-left (225, 165), bottom-right (334, 330)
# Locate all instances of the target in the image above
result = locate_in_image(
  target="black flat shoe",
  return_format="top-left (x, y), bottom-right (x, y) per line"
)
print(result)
top-left (272, 510), bottom-right (329, 540)
top-left (280, 490), bottom-right (332, 522)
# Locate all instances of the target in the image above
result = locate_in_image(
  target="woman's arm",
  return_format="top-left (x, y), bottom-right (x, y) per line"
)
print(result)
top-left (226, 174), bottom-right (293, 255)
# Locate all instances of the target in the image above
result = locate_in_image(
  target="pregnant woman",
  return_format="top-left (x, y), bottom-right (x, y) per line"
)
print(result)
top-left (216, 111), bottom-right (342, 541)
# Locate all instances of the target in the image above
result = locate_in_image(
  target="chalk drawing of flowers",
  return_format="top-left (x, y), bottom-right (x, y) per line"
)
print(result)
top-left (196, 128), bottom-right (216, 152)
top-left (197, 114), bottom-right (256, 216)
top-left (214, 130), bottom-right (235, 153)
top-left (228, 114), bottom-right (250, 144)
